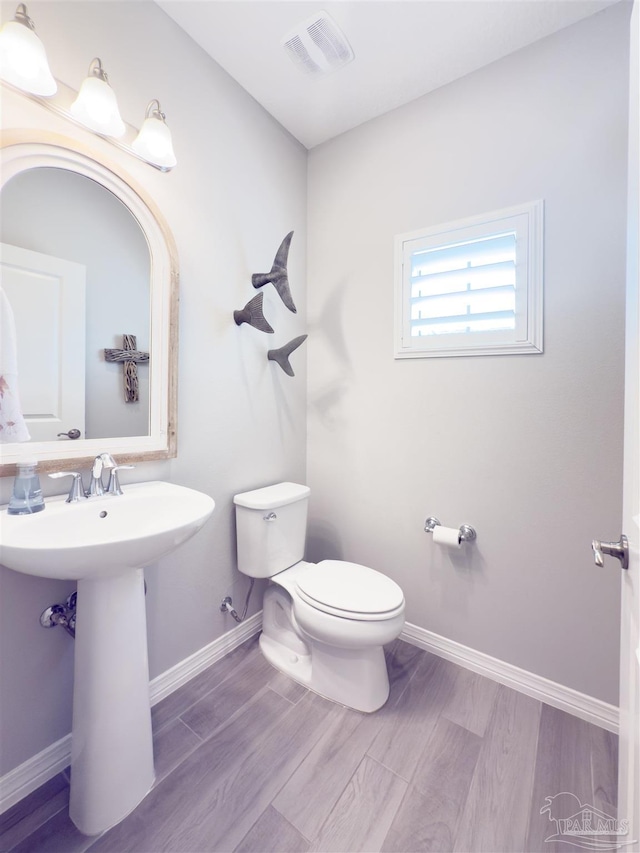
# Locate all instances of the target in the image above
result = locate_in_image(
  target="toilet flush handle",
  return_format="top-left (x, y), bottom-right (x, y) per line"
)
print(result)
top-left (263, 512), bottom-right (277, 522)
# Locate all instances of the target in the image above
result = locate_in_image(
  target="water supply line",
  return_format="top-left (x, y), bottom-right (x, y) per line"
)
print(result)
top-left (40, 582), bottom-right (148, 639)
top-left (220, 579), bottom-right (254, 623)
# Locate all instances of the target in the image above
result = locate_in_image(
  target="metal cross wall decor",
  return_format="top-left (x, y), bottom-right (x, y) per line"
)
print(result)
top-left (103, 334), bottom-right (149, 403)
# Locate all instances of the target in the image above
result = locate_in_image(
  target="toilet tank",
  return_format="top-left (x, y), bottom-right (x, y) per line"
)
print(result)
top-left (233, 482), bottom-right (310, 578)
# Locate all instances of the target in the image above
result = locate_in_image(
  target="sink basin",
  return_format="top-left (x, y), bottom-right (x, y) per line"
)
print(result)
top-left (0, 480), bottom-right (214, 836)
top-left (0, 480), bottom-right (215, 579)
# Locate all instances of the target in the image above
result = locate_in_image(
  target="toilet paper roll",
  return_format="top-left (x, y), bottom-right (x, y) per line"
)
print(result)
top-left (432, 525), bottom-right (461, 549)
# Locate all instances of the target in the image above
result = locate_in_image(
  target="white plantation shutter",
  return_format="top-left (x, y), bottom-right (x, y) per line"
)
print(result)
top-left (395, 201), bottom-right (543, 358)
top-left (410, 232), bottom-right (517, 336)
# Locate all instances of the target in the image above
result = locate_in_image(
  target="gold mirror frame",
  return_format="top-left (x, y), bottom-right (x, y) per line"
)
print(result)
top-left (0, 130), bottom-right (178, 476)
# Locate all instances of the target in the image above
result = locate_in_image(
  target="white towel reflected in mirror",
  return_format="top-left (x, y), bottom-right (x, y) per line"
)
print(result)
top-left (0, 287), bottom-right (30, 443)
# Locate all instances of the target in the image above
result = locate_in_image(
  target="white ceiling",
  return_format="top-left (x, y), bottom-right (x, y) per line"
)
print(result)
top-left (158, 0), bottom-right (619, 149)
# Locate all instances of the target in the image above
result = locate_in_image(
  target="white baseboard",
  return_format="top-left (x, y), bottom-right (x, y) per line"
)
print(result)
top-left (0, 733), bottom-right (72, 816)
top-left (0, 613), bottom-right (263, 816)
top-left (401, 622), bottom-right (619, 734)
top-left (149, 610), bottom-right (262, 706)
top-left (2, 614), bottom-right (618, 816)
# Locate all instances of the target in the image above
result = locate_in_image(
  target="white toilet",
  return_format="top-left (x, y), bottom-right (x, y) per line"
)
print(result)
top-left (234, 482), bottom-right (405, 713)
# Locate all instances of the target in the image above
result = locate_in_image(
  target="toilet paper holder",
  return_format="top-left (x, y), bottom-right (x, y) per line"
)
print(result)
top-left (424, 516), bottom-right (477, 543)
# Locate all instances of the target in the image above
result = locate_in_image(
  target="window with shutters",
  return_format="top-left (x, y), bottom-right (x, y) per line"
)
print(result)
top-left (394, 201), bottom-right (543, 358)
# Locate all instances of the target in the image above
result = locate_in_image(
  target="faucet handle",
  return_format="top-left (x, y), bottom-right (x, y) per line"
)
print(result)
top-left (49, 471), bottom-right (86, 502)
top-left (106, 465), bottom-right (135, 496)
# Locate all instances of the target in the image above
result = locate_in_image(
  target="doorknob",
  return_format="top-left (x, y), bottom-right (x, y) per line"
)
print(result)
top-left (57, 428), bottom-right (81, 440)
top-left (591, 535), bottom-right (629, 570)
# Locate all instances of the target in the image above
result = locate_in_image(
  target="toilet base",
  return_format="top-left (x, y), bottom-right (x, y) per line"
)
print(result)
top-left (260, 630), bottom-right (390, 713)
top-left (260, 585), bottom-right (392, 713)
top-left (260, 633), bottom-right (312, 689)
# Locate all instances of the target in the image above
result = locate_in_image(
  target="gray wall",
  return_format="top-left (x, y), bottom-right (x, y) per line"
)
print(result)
top-left (0, 0), bottom-right (307, 775)
top-left (306, 2), bottom-right (630, 706)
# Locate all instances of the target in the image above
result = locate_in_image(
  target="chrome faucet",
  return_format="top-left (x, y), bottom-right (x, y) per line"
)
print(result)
top-left (49, 454), bottom-right (134, 502)
top-left (89, 453), bottom-right (116, 497)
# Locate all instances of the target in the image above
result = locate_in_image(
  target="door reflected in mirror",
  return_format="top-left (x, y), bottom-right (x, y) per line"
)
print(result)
top-left (1, 167), bottom-right (151, 442)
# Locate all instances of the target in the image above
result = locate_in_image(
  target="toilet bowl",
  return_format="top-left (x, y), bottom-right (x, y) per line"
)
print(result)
top-left (234, 483), bottom-right (405, 713)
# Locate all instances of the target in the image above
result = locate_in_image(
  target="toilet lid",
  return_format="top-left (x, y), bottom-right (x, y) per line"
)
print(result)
top-left (295, 561), bottom-right (404, 617)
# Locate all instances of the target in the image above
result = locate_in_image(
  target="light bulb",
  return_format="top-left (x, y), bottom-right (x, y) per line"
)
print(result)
top-left (132, 100), bottom-right (176, 169)
top-left (0, 4), bottom-right (56, 96)
top-left (70, 58), bottom-right (125, 138)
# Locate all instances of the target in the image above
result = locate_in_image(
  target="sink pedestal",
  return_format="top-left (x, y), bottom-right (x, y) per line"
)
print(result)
top-left (69, 568), bottom-right (155, 835)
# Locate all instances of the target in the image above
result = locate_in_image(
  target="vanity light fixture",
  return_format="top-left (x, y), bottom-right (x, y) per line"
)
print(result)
top-left (70, 58), bottom-right (126, 138)
top-left (0, 3), bottom-right (56, 96)
top-left (132, 100), bottom-right (177, 169)
top-left (0, 7), bottom-right (176, 170)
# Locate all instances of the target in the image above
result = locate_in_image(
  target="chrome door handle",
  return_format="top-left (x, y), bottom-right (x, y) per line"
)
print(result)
top-left (592, 535), bottom-right (629, 570)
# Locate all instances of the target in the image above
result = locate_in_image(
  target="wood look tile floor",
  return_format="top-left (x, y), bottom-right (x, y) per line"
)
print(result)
top-left (0, 637), bottom-right (618, 853)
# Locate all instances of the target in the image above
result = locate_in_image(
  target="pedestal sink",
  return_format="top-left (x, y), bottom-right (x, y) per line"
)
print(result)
top-left (0, 481), bottom-right (215, 836)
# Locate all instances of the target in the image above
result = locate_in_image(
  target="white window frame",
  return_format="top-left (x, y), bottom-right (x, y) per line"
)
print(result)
top-left (394, 200), bottom-right (544, 358)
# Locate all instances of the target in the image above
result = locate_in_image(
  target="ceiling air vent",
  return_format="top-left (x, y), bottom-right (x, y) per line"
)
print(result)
top-left (282, 12), bottom-right (354, 77)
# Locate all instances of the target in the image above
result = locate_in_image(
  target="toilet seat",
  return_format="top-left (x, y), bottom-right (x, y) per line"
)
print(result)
top-left (294, 560), bottom-right (405, 621)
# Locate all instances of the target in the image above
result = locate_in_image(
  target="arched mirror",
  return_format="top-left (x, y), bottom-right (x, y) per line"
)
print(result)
top-left (0, 130), bottom-right (178, 475)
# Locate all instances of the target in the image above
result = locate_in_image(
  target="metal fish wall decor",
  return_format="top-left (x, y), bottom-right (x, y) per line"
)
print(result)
top-left (268, 335), bottom-right (308, 377)
top-left (251, 231), bottom-right (297, 313)
top-left (233, 293), bottom-right (274, 333)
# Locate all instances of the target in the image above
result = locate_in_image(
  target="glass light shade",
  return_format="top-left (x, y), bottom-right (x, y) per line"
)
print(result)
top-left (0, 17), bottom-right (56, 96)
top-left (132, 113), bottom-right (177, 169)
top-left (70, 74), bottom-right (125, 138)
